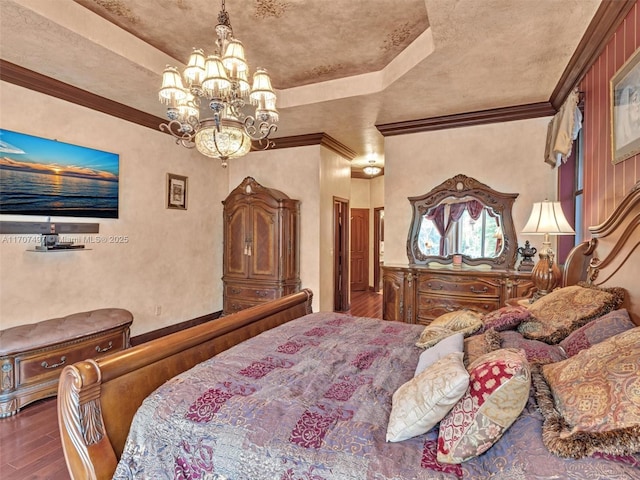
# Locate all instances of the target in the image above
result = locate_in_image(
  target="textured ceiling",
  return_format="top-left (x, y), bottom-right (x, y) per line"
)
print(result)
top-left (0, 0), bottom-right (601, 171)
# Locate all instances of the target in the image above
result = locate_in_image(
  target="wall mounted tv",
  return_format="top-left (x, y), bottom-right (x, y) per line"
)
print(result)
top-left (0, 129), bottom-right (119, 218)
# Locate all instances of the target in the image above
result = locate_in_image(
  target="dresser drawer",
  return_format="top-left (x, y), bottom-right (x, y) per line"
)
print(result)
top-left (417, 295), bottom-right (501, 325)
top-left (16, 330), bottom-right (125, 388)
top-left (417, 274), bottom-right (501, 297)
top-left (225, 284), bottom-right (278, 301)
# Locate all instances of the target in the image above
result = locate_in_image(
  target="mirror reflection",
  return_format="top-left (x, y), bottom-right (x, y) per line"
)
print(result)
top-left (407, 174), bottom-right (519, 269)
top-left (418, 197), bottom-right (503, 259)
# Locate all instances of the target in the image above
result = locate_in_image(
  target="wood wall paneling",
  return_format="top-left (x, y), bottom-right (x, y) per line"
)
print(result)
top-left (580, 2), bottom-right (640, 238)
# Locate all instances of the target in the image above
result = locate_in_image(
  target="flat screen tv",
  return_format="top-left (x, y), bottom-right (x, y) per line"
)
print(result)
top-left (0, 129), bottom-right (119, 218)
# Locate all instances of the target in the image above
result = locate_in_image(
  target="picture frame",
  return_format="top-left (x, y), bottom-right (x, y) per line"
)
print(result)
top-left (611, 47), bottom-right (640, 164)
top-left (167, 173), bottom-right (188, 210)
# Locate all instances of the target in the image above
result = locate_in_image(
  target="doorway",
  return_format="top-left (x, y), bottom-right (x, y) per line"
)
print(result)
top-left (333, 197), bottom-right (350, 311)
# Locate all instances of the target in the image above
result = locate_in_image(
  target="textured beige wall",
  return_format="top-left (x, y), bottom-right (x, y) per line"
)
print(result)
top-left (384, 118), bottom-right (558, 266)
top-left (0, 82), bottom-right (227, 335)
top-left (228, 145), bottom-right (322, 312)
top-left (319, 148), bottom-right (352, 311)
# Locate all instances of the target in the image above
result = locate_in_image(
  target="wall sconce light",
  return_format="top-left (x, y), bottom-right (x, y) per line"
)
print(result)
top-left (522, 200), bottom-right (575, 300)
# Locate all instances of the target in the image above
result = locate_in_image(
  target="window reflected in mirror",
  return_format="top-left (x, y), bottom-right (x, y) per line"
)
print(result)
top-left (407, 174), bottom-right (519, 269)
top-left (418, 198), bottom-right (503, 259)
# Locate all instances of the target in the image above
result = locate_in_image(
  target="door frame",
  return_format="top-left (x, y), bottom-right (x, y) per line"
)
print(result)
top-left (333, 197), bottom-right (350, 311)
top-left (373, 207), bottom-right (384, 293)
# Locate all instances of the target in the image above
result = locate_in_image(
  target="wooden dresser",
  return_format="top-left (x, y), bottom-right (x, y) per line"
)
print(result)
top-left (222, 177), bottom-right (300, 315)
top-left (382, 265), bottom-right (534, 325)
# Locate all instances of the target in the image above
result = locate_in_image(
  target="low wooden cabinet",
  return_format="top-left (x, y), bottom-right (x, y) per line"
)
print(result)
top-left (382, 265), bottom-right (534, 325)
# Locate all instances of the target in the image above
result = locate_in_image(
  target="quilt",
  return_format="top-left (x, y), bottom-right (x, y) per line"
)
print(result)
top-left (113, 312), bottom-right (639, 480)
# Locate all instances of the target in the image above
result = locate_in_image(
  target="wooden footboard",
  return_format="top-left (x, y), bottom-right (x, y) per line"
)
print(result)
top-left (57, 289), bottom-right (313, 480)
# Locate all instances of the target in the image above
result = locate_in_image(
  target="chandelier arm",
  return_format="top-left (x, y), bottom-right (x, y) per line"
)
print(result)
top-left (243, 117), bottom-right (277, 141)
top-left (160, 121), bottom-right (196, 149)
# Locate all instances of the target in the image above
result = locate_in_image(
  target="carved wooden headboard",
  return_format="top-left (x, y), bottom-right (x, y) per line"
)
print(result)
top-left (563, 182), bottom-right (640, 325)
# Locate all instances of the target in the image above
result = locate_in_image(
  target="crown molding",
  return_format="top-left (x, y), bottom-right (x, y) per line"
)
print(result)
top-left (551, 0), bottom-right (636, 109)
top-left (377, 0), bottom-right (632, 136)
top-left (320, 135), bottom-right (357, 160)
top-left (376, 102), bottom-right (555, 137)
top-left (0, 59), bottom-right (165, 131)
top-left (1, 1), bottom-right (631, 147)
top-left (268, 133), bottom-right (356, 160)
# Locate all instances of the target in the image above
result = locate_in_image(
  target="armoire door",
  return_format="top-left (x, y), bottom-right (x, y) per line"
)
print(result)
top-left (248, 203), bottom-right (279, 280)
top-left (224, 203), bottom-right (249, 278)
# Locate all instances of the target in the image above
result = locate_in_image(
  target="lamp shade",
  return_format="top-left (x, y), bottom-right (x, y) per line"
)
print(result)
top-left (522, 200), bottom-right (575, 235)
top-left (159, 66), bottom-right (187, 104)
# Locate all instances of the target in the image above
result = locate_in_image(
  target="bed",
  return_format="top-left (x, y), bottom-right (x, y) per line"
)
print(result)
top-left (58, 183), bottom-right (640, 480)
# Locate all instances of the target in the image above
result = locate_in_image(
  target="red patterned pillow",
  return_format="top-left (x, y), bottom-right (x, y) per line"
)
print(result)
top-left (559, 309), bottom-right (635, 357)
top-left (482, 305), bottom-right (531, 331)
top-left (437, 348), bottom-right (531, 464)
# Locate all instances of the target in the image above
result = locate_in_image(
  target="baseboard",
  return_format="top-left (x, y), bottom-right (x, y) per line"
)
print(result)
top-left (131, 310), bottom-right (223, 346)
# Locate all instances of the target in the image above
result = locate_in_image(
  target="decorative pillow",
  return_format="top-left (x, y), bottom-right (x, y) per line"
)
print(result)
top-left (437, 348), bottom-right (531, 464)
top-left (533, 326), bottom-right (640, 458)
top-left (482, 305), bottom-right (531, 331)
top-left (463, 329), bottom-right (501, 368)
top-left (499, 330), bottom-right (566, 365)
top-left (517, 284), bottom-right (625, 344)
top-left (431, 310), bottom-right (484, 333)
top-left (559, 308), bottom-right (635, 357)
top-left (415, 333), bottom-right (464, 377)
top-left (387, 352), bottom-right (470, 442)
top-left (416, 311), bottom-right (484, 349)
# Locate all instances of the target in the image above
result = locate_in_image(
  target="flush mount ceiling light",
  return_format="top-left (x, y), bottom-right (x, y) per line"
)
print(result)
top-left (363, 159), bottom-right (382, 176)
top-left (158, 0), bottom-right (278, 167)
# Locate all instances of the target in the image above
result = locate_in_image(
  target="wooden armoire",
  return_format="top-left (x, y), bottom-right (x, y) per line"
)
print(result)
top-left (222, 177), bottom-right (301, 315)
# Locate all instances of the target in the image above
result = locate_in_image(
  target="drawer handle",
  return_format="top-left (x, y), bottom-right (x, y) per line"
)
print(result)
top-left (255, 290), bottom-right (269, 297)
top-left (230, 288), bottom-right (242, 295)
top-left (445, 306), bottom-right (456, 312)
top-left (41, 356), bottom-right (66, 369)
top-left (96, 341), bottom-right (113, 353)
top-left (470, 286), bottom-right (488, 294)
top-left (427, 283), bottom-right (443, 290)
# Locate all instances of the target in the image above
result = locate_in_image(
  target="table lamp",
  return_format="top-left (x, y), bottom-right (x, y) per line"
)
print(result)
top-left (522, 200), bottom-right (575, 300)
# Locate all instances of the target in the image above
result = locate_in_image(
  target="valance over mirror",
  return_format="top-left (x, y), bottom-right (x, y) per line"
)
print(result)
top-left (407, 174), bottom-right (519, 269)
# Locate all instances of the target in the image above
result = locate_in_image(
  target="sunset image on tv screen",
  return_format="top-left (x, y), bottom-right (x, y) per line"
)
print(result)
top-left (0, 129), bottom-right (119, 218)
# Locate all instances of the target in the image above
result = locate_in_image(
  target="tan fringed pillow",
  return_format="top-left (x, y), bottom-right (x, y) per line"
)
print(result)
top-left (463, 329), bottom-right (502, 368)
top-left (533, 326), bottom-right (640, 459)
top-left (416, 310), bottom-right (483, 349)
top-left (517, 284), bottom-right (625, 344)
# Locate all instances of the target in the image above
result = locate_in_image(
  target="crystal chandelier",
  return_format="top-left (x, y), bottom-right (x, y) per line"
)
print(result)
top-left (158, 0), bottom-right (278, 167)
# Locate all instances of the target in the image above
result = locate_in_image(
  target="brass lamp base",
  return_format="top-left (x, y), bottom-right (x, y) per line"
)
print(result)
top-left (530, 250), bottom-right (561, 301)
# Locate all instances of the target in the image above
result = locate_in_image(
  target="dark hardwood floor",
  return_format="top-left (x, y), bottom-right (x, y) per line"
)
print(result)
top-left (0, 290), bottom-right (382, 479)
top-left (347, 289), bottom-right (383, 319)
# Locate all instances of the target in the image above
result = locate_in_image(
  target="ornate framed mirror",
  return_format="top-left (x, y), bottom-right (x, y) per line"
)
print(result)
top-left (407, 174), bottom-right (519, 269)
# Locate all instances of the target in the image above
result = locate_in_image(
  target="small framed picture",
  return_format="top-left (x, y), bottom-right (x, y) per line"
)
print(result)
top-left (611, 47), bottom-right (640, 164)
top-left (167, 173), bottom-right (188, 210)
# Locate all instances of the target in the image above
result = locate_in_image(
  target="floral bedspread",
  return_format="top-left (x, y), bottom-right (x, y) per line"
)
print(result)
top-left (113, 312), bottom-right (640, 480)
